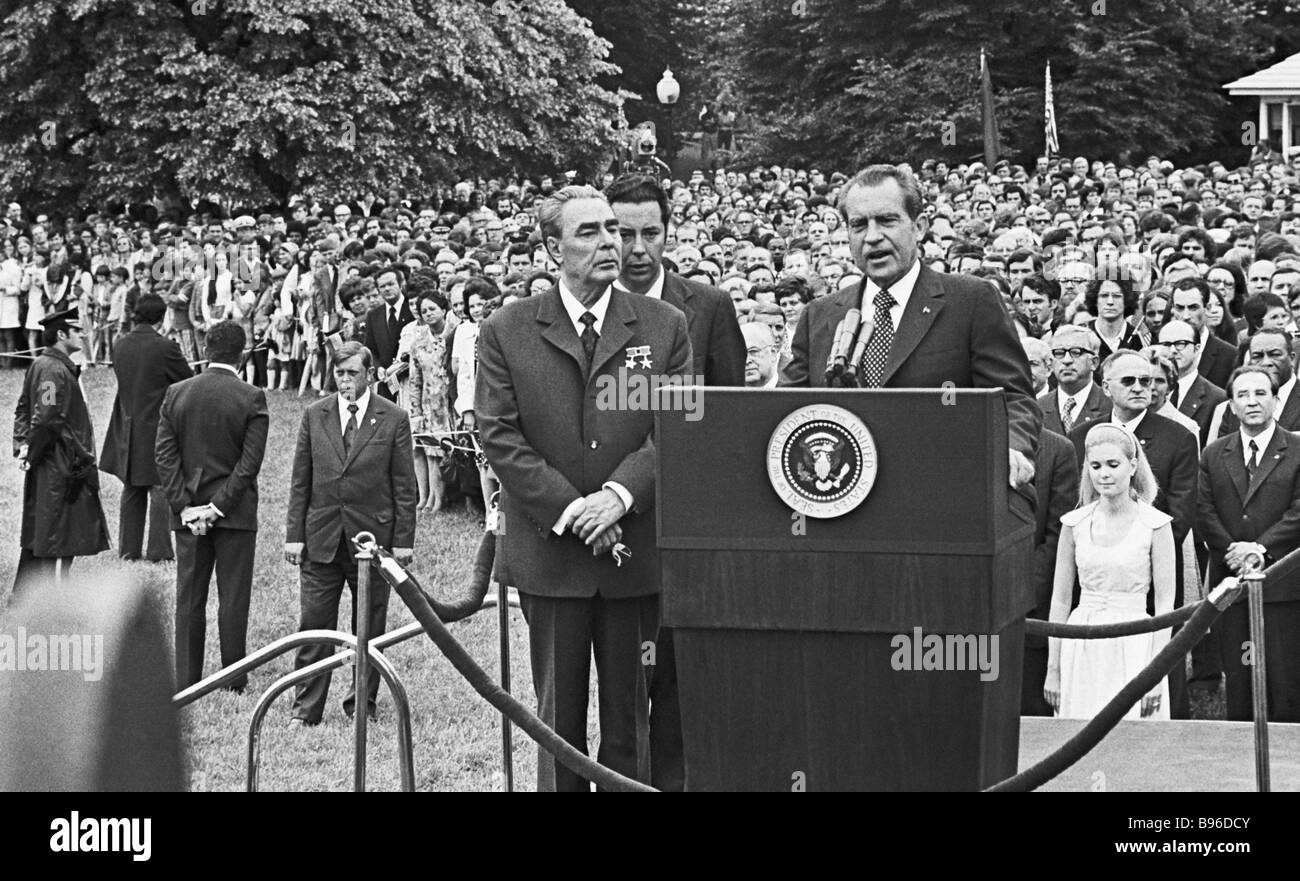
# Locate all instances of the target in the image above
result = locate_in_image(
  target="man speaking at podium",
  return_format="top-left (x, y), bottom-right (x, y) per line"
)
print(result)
top-left (780, 165), bottom-right (1041, 485)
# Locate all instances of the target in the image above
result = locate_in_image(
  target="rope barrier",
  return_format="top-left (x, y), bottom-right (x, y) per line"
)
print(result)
top-left (985, 579), bottom-right (1242, 792)
top-left (1025, 602), bottom-right (1198, 639)
top-left (367, 537), bottom-right (657, 792)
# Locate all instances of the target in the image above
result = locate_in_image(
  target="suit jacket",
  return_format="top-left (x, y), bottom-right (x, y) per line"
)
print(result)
top-left (155, 367), bottom-right (268, 531)
top-left (1198, 334), bottom-right (1239, 391)
top-left (1028, 428), bottom-right (1079, 648)
top-left (476, 286), bottom-right (692, 598)
top-left (779, 263), bottom-right (1041, 459)
top-left (1038, 383), bottom-right (1111, 437)
top-left (1198, 427), bottom-right (1300, 602)
top-left (285, 392), bottom-right (417, 563)
top-left (1069, 411), bottom-right (1199, 548)
top-left (100, 325), bottom-right (194, 486)
top-left (1177, 373), bottom-right (1227, 448)
top-left (660, 272), bottom-right (745, 386)
top-left (310, 264), bottom-right (343, 334)
top-left (363, 298), bottom-right (416, 369)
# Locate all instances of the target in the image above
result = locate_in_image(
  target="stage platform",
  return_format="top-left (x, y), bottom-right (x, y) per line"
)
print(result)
top-left (1019, 717), bottom-right (1300, 791)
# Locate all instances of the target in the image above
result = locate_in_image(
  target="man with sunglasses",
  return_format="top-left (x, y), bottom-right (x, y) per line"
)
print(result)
top-left (1069, 350), bottom-right (1200, 719)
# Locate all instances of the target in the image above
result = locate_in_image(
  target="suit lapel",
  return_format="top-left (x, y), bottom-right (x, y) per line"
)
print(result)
top-left (661, 274), bottom-right (697, 336)
top-left (1085, 384), bottom-right (1108, 421)
top-left (1180, 376), bottom-right (1206, 417)
top-left (883, 266), bottom-right (943, 384)
top-left (319, 399), bottom-right (347, 465)
top-left (1220, 434), bottom-right (1249, 502)
top-left (538, 286), bottom-right (588, 378)
top-left (1280, 386), bottom-right (1300, 430)
top-left (1244, 429), bottom-right (1288, 506)
top-left (343, 399), bottom-right (383, 470)
top-left (590, 289), bottom-right (636, 379)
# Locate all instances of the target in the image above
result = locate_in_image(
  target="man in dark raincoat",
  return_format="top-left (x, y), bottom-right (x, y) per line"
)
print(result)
top-left (11, 307), bottom-right (110, 597)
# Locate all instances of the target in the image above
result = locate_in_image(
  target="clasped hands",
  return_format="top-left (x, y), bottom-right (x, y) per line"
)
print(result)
top-left (569, 488), bottom-right (627, 557)
top-left (1225, 541), bottom-right (1267, 575)
top-left (181, 504), bottom-right (221, 536)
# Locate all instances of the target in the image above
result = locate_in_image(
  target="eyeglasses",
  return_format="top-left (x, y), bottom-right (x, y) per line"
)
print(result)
top-left (1112, 375), bottom-right (1155, 388)
top-left (1050, 347), bottom-right (1095, 359)
top-left (1163, 339), bottom-right (1196, 350)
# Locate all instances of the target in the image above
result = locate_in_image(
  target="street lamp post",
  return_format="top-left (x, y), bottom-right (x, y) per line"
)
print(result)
top-left (657, 68), bottom-right (680, 176)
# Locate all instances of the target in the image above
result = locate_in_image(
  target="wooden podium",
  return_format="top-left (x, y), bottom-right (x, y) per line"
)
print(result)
top-left (655, 388), bottom-right (1034, 791)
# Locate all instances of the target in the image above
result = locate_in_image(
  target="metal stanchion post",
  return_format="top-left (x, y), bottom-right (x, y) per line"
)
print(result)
top-left (354, 535), bottom-right (375, 793)
top-left (1242, 553), bottom-right (1269, 793)
top-left (498, 580), bottom-right (513, 792)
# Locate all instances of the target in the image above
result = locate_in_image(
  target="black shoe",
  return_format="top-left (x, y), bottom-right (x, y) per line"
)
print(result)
top-left (343, 707), bottom-right (379, 722)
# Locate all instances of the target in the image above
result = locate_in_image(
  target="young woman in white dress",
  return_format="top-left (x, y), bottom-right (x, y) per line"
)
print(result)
top-left (1045, 422), bottom-right (1175, 720)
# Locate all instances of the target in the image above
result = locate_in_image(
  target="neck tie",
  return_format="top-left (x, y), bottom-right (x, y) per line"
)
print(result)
top-left (343, 403), bottom-right (358, 454)
top-left (1247, 439), bottom-right (1259, 480)
top-left (859, 288), bottom-right (896, 388)
top-left (389, 306), bottom-right (399, 338)
top-left (1170, 382), bottom-right (1181, 408)
top-left (579, 311), bottom-right (599, 374)
top-left (1062, 396), bottom-right (1077, 433)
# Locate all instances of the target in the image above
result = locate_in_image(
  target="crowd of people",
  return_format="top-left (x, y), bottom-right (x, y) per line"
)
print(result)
top-left (10, 144), bottom-right (1300, 789)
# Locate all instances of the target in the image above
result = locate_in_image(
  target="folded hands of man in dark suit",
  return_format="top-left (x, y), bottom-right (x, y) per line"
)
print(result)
top-left (569, 488), bottom-right (626, 555)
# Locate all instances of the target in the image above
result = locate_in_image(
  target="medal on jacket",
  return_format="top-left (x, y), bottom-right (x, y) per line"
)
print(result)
top-left (624, 345), bottom-right (651, 369)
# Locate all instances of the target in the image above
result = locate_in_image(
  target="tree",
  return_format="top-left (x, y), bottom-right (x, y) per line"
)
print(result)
top-left (0, 0), bottom-right (624, 211)
top-left (720, 0), bottom-right (1269, 169)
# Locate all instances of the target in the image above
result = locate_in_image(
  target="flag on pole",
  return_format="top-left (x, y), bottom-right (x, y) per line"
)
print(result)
top-left (980, 48), bottom-right (1000, 169)
top-left (1045, 61), bottom-right (1060, 159)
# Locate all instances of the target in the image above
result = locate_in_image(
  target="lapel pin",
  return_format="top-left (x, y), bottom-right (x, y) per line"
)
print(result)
top-left (922, 306), bottom-right (931, 314)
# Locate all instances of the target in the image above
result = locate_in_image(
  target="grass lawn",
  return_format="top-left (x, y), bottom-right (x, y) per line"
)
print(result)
top-left (0, 364), bottom-right (543, 791)
top-left (0, 363), bottom-right (1226, 792)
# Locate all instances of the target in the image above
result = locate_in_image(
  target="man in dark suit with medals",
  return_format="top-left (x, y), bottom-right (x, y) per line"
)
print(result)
top-left (477, 186), bottom-right (692, 791)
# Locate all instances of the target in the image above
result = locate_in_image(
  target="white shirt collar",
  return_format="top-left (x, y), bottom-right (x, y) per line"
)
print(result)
top-left (557, 279), bottom-right (613, 336)
top-left (1117, 411), bottom-right (1146, 434)
top-left (1176, 370), bottom-right (1197, 406)
top-left (864, 259), bottom-right (921, 319)
top-left (207, 362), bottom-right (240, 375)
top-left (1242, 420), bottom-right (1277, 466)
top-left (1061, 381), bottom-right (1093, 416)
top-left (1278, 374), bottom-right (1297, 410)
top-left (338, 388), bottom-right (372, 434)
top-left (615, 266), bottom-right (664, 300)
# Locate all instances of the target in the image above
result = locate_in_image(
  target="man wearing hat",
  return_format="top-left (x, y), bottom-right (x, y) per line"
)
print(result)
top-left (10, 307), bottom-right (110, 597)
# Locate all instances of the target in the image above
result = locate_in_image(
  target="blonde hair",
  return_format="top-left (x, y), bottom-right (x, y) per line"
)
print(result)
top-left (1079, 422), bottom-right (1158, 506)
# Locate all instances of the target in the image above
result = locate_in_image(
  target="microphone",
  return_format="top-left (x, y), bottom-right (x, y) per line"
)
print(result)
top-left (824, 308), bottom-right (862, 382)
top-left (843, 311), bottom-right (876, 386)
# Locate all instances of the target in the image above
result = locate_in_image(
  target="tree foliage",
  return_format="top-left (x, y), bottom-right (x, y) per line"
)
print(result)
top-left (0, 0), bottom-right (624, 210)
top-left (719, 0), bottom-right (1270, 170)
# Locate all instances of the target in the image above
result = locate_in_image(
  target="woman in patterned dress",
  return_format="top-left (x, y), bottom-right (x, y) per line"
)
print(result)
top-left (405, 292), bottom-right (453, 512)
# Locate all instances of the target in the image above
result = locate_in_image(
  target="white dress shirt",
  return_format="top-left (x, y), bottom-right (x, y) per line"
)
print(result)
top-left (1058, 381), bottom-right (1095, 425)
top-left (338, 387), bottom-right (371, 436)
top-left (1175, 370), bottom-right (1197, 409)
top-left (557, 280), bottom-right (612, 336)
top-left (551, 280), bottom-right (632, 532)
top-left (614, 267), bottom-right (665, 300)
top-left (863, 258), bottom-right (921, 328)
top-left (1241, 421), bottom-right (1277, 470)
